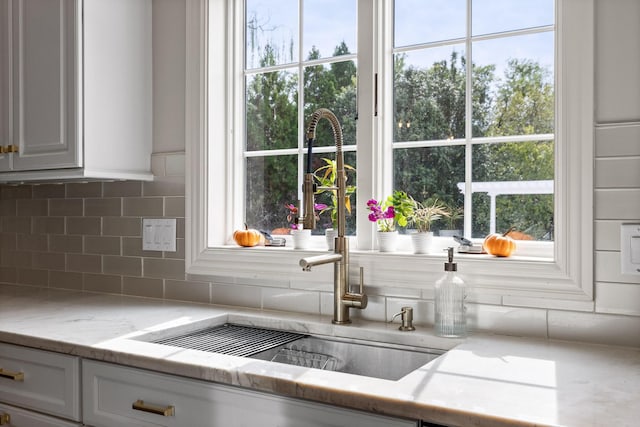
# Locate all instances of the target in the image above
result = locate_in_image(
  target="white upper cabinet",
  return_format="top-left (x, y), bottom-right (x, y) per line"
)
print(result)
top-left (0, 0), bottom-right (153, 182)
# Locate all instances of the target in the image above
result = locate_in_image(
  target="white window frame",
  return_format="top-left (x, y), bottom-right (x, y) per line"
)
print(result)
top-left (185, 0), bottom-right (594, 307)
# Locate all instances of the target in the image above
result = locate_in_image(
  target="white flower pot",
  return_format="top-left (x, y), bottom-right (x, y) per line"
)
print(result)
top-left (377, 230), bottom-right (398, 252)
top-left (411, 231), bottom-right (433, 254)
top-left (291, 229), bottom-right (311, 249)
top-left (325, 228), bottom-right (338, 251)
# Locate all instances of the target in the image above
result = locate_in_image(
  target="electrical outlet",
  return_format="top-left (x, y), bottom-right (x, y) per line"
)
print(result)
top-left (143, 219), bottom-right (177, 252)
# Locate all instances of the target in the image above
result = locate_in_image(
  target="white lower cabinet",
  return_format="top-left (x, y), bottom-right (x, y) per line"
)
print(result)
top-left (83, 360), bottom-right (418, 427)
top-left (0, 402), bottom-right (81, 427)
top-left (0, 343), bottom-right (81, 421)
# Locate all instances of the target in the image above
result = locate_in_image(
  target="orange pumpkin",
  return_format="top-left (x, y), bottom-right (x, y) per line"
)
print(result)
top-left (233, 224), bottom-right (264, 247)
top-left (483, 228), bottom-right (517, 257)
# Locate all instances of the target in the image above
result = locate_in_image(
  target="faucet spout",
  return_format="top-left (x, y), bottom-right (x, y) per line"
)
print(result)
top-left (299, 253), bottom-right (343, 271)
top-left (298, 108), bottom-right (366, 325)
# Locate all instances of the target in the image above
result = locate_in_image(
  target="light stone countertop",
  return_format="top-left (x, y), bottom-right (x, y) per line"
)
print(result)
top-left (1, 284), bottom-right (639, 427)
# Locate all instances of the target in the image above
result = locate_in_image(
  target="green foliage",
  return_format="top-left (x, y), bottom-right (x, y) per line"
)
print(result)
top-left (386, 190), bottom-right (414, 228)
top-left (245, 35), bottom-right (555, 240)
top-left (408, 198), bottom-right (449, 233)
top-left (313, 158), bottom-right (356, 229)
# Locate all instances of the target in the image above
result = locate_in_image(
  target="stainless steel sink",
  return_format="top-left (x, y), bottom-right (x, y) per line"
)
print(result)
top-left (250, 335), bottom-right (443, 381)
top-left (139, 323), bottom-right (444, 381)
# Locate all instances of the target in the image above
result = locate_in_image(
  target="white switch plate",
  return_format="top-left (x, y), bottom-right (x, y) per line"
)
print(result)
top-left (621, 224), bottom-right (640, 275)
top-left (143, 218), bottom-right (177, 252)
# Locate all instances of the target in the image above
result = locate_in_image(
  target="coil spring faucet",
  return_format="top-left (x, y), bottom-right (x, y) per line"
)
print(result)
top-left (298, 108), bottom-right (367, 324)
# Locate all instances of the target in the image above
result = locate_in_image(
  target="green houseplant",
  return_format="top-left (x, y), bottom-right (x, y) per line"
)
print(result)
top-left (408, 198), bottom-right (449, 254)
top-left (314, 158), bottom-right (356, 249)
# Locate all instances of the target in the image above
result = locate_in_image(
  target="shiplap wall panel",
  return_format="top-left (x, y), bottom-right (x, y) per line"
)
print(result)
top-left (594, 189), bottom-right (640, 220)
top-left (595, 124), bottom-right (640, 157)
top-left (595, 0), bottom-right (640, 123)
top-left (595, 158), bottom-right (640, 188)
top-left (594, 220), bottom-right (623, 251)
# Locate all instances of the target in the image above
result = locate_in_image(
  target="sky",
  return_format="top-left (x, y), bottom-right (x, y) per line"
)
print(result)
top-left (245, 0), bottom-right (554, 81)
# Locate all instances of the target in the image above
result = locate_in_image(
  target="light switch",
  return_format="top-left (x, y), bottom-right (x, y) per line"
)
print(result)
top-left (142, 219), bottom-right (177, 252)
top-left (621, 224), bottom-right (640, 275)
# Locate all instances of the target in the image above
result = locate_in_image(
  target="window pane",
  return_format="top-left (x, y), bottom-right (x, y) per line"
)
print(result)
top-left (246, 0), bottom-right (298, 69)
top-left (246, 70), bottom-right (299, 151)
top-left (394, 0), bottom-right (466, 47)
top-left (394, 146), bottom-right (465, 234)
top-left (246, 155), bottom-right (298, 233)
top-left (307, 151), bottom-right (357, 235)
top-left (394, 46), bottom-right (466, 142)
top-left (471, 141), bottom-right (554, 240)
top-left (472, 0), bottom-right (554, 36)
top-left (303, 0), bottom-right (356, 60)
top-left (304, 60), bottom-right (357, 147)
top-left (473, 32), bottom-right (555, 137)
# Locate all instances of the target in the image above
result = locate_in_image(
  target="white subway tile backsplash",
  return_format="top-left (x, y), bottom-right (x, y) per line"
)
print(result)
top-left (261, 288), bottom-right (320, 315)
top-left (595, 282), bottom-right (640, 316)
top-left (466, 304), bottom-right (548, 338)
top-left (595, 251), bottom-right (640, 284)
top-left (211, 283), bottom-right (261, 309)
top-left (548, 309), bottom-right (640, 347)
top-left (503, 295), bottom-right (594, 312)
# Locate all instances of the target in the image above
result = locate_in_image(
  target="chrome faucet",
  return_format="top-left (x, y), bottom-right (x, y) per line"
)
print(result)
top-left (298, 108), bottom-right (367, 324)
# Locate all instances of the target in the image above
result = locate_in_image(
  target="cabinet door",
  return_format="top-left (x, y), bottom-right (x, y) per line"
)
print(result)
top-left (0, 343), bottom-right (81, 421)
top-left (0, 402), bottom-right (81, 427)
top-left (0, 1), bottom-right (11, 171)
top-left (84, 360), bottom-right (417, 427)
top-left (11, 0), bottom-right (80, 171)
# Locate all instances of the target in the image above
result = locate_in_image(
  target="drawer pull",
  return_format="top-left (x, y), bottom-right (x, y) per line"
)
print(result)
top-left (132, 399), bottom-right (175, 417)
top-left (0, 413), bottom-right (10, 425)
top-left (0, 368), bottom-right (24, 381)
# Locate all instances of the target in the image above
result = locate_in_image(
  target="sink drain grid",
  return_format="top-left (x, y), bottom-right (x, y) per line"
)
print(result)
top-left (151, 324), bottom-right (306, 357)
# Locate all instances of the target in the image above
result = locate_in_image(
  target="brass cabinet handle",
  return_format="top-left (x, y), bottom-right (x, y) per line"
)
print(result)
top-left (7, 145), bottom-right (18, 153)
top-left (0, 368), bottom-right (24, 381)
top-left (0, 413), bottom-right (10, 425)
top-left (132, 399), bottom-right (175, 417)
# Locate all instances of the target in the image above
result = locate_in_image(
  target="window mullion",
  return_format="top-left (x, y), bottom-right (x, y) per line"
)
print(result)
top-left (354, 0), bottom-right (380, 250)
top-left (463, 0), bottom-right (473, 240)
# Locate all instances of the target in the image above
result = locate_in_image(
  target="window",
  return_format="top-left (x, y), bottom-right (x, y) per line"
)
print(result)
top-left (186, 0), bottom-right (594, 305)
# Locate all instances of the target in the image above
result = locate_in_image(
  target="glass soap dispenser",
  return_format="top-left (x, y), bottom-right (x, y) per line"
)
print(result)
top-left (434, 247), bottom-right (466, 337)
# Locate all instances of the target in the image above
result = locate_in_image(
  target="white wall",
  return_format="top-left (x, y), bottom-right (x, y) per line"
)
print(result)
top-left (151, 0), bottom-right (640, 347)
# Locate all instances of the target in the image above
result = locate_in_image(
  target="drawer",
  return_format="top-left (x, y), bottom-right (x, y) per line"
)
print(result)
top-left (83, 360), bottom-right (417, 427)
top-left (0, 402), bottom-right (81, 427)
top-left (0, 343), bottom-right (80, 421)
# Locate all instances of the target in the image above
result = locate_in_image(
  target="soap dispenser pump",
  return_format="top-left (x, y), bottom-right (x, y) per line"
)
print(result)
top-left (434, 247), bottom-right (466, 337)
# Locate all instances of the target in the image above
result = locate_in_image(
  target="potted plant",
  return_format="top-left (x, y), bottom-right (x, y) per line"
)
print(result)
top-left (408, 198), bottom-right (449, 254)
top-left (314, 158), bottom-right (356, 250)
top-left (438, 200), bottom-right (463, 237)
top-left (285, 202), bottom-right (327, 249)
top-left (366, 190), bottom-right (413, 252)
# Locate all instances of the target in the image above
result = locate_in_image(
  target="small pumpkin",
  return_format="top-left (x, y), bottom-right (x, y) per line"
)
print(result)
top-left (483, 227), bottom-right (517, 257)
top-left (233, 224), bottom-right (264, 247)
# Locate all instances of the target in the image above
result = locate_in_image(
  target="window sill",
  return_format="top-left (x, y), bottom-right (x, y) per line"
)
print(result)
top-left (186, 239), bottom-right (587, 302)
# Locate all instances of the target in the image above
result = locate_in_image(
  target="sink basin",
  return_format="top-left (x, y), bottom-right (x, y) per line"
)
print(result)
top-left (250, 335), bottom-right (443, 381)
top-left (134, 321), bottom-right (445, 381)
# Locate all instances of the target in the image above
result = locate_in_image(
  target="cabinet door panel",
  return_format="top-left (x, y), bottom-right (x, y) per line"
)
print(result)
top-left (0, 1), bottom-right (11, 171)
top-left (83, 360), bottom-right (417, 427)
top-left (0, 402), bottom-right (81, 427)
top-left (11, 0), bottom-right (79, 171)
top-left (0, 343), bottom-right (81, 421)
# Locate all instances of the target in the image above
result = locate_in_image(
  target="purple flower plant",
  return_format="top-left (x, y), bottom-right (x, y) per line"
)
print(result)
top-left (366, 199), bottom-right (395, 232)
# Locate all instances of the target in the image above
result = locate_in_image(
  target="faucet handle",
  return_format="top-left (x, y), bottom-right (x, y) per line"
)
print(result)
top-left (358, 267), bottom-right (364, 295)
top-left (390, 307), bottom-right (416, 331)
